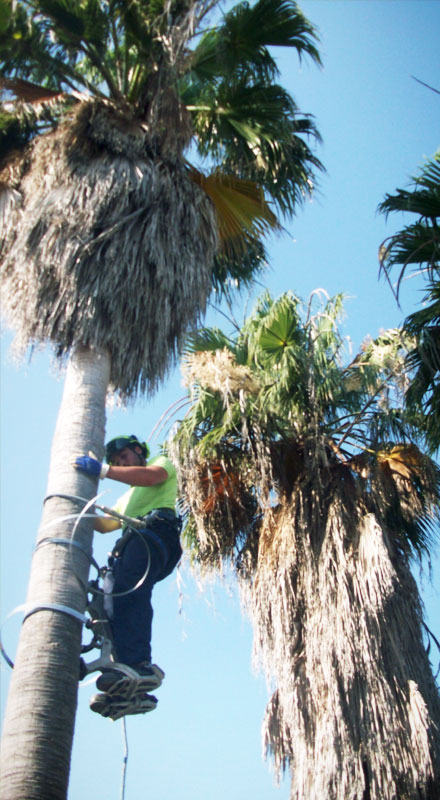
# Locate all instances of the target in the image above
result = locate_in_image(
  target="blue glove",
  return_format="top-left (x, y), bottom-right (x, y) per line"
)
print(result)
top-left (74, 455), bottom-right (108, 479)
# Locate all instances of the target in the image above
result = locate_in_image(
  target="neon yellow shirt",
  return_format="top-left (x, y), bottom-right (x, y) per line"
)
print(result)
top-left (113, 455), bottom-right (177, 521)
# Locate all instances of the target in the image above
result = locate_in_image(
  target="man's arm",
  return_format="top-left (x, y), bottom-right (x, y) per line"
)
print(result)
top-left (105, 464), bottom-right (168, 487)
top-left (74, 456), bottom-right (169, 530)
top-left (74, 455), bottom-right (168, 487)
top-left (93, 515), bottom-right (121, 534)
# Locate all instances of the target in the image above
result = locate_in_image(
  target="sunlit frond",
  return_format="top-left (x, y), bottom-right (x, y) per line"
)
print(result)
top-left (189, 167), bottom-right (280, 257)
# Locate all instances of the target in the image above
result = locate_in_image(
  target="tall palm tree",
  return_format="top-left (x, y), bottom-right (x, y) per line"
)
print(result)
top-left (0, 2), bottom-right (322, 797)
top-left (379, 152), bottom-right (440, 453)
top-left (171, 291), bottom-right (440, 800)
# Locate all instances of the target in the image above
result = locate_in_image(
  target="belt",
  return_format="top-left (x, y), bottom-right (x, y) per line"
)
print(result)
top-left (111, 508), bottom-right (179, 561)
top-left (141, 508), bottom-right (178, 525)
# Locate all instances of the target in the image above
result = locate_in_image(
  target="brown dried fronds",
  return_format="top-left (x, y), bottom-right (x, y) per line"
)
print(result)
top-left (0, 101), bottom-right (218, 397)
top-left (248, 495), bottom-right (440, 799)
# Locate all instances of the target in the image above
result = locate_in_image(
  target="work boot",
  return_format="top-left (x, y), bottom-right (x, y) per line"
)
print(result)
top-left (89, 691), bottom-right (158, 720)
top-left (96, 662), bottom-right (164, 697)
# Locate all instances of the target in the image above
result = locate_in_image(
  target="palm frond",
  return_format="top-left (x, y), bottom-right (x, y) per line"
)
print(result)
top-left (210, 236), bottom-right (268, 300)
top-left (187, 77), bottom-right (323, 215)
top-left (184, 326), bottom-right (235, 354)
top-left (378, 153), bottom-right (440, 291)
top-left (191, 0), bottom-right (320, 83)
top-left (188, 167), bottom-right (280, 257)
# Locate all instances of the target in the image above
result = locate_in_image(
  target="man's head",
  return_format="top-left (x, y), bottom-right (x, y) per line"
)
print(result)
top-left (105, 435), bottom-right (150, 466)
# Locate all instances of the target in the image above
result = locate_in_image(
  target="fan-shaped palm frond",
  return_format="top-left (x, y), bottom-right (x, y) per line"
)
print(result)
top-left (188, 167), bottom-right (280, 256)
top-left (190, 0), bottom-right (321, 83)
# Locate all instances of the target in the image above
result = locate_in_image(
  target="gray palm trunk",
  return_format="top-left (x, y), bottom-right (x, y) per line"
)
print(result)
top-left (247, 499), bottom-right (440, 800)
top-left (0, 346), bottom-right (110, 800)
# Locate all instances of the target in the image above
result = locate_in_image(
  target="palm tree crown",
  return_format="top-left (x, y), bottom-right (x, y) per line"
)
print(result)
top-left (173, 290), bottom-right (439, 565)
top-left (0, 0), bottom-right (322, 395)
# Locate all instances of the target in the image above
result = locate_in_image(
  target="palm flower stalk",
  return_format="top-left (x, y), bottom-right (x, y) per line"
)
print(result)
top-left (170, 291), bottom-right (440, 799)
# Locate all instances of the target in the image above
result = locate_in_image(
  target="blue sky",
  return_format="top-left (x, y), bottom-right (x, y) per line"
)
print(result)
top-left (1, 2), bottom-right (440, 798)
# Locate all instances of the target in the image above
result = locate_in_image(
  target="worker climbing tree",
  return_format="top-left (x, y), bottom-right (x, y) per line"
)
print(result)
top-left (75, 434), bottom-right (182, 719)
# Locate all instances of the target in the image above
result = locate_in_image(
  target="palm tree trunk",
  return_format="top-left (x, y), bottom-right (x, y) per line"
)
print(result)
top-left (0, 345), bottom-right (110, 800)
top-left (249, 501), bottom-right (440, 800)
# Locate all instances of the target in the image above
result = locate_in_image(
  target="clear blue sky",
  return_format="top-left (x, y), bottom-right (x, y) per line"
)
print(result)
top-left (1, 2), bottom-right (439, 799)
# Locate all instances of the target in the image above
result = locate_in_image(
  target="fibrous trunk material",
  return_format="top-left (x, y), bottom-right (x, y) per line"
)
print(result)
top-left (0, 103), bottom-right (218, 397)
top-left (248, 499), bottom-right (440, 800)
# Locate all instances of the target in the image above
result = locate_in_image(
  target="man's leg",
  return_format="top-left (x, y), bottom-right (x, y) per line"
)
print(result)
top-left (111, 533), bottom-right (164, 666)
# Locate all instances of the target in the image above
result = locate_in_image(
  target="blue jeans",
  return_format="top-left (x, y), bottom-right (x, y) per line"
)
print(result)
top-left (110, 511), bottom-right (182, 666)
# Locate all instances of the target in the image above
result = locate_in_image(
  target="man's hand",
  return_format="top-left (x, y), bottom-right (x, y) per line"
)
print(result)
top-left (74, 453), bottom-right (109, 479)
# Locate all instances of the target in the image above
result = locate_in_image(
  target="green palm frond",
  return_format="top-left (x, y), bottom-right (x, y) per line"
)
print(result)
top-left (185, 326), bottom-right (236, 354)
top-left (171, 290), bottom-right (440, 567)
top-left (379, 155), bottom-right (440, 217)
top-left (37, 0), bottom-right (110, 52)
top-left (255, 294), bottom-right (303, 360)
top-left (378, 153), bottom-right (440, 290)
top-left (191, 0), bottom-right (320, 83)
top-left (404, 289), bottom-right (440, 452)
top-left (379, 153), bottom-right (440, 451)
top-left (380, 221), bottom-right (440, 290)
top-left (187, 78), bottom-right (322, 215)
top-left (210, 237), bottom-right (268, 300)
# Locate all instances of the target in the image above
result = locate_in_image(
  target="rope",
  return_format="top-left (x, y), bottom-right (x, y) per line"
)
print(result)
top-left (121, 717), bottom-right (129, 800)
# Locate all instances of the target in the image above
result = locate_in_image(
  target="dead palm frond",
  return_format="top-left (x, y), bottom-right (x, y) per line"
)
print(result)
top-left (251, 499), bottom-right (440, 799)
top-left (0, 102), bottom-right (218, 396)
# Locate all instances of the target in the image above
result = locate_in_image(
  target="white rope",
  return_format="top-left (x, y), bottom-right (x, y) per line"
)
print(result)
top-left (120, 717), bottom-right (129, 800)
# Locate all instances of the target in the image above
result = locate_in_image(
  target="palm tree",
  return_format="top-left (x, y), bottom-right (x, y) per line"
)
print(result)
top-left (379, 152), bottom-right (440, 453)
top-left (0, 1), bottom-right (322, 797)
top-left (171, 291), bottom-right (440, 800)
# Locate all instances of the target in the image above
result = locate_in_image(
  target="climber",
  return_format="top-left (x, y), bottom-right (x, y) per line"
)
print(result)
top-left (74, 434), bottom-right (182, 717)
